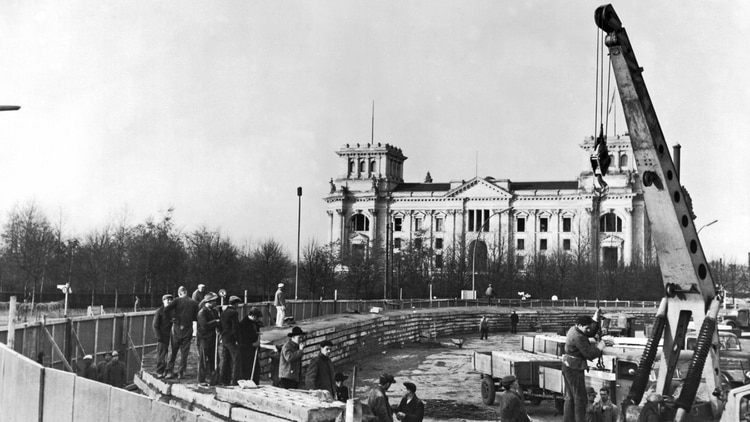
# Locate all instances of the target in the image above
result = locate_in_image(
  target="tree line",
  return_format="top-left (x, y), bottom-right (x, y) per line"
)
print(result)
top-left (0, 201), bottom-right (746, 308)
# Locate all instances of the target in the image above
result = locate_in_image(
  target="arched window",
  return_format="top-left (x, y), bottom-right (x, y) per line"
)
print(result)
top-left (348, 160), bottom-right (355, 176)
top-left (620, 153), bottom-right (629, 168)
top-left (369, 160), bottom-right (376, 174)
top-left (358, 160), bottom-right (365, 175)
top-left (351, 214), bottom-right (370, 232)
top-left (609, 154), bottom-right (616, 168)
top-left (600, 212), bottom-right (622, 232)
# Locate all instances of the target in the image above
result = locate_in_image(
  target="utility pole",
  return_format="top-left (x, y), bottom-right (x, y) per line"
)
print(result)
top-left (296, 187), bottom-right (302, 300)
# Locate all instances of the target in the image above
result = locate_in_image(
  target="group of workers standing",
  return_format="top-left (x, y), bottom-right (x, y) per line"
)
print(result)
top-left (152, 284), bottom-right (263, 385)
top-left (74, 350), bottom-right (127, 388)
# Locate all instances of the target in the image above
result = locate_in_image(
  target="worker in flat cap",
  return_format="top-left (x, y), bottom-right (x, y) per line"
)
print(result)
top-left (197, 292), bottom-right (221, 385)
top-left (274, 282), bottom-right (287, 328)
top-left (367, 373), bottom-right (396, 422)
top-left (239, 307), bottom-right (264, 384)
top-left (76, 354), bottom-right (98, 380)
top-left (585, 386), bottom-right (599, 422)
top-left (497, 375), bottom-right (530, 422)
top-left (395, 381), bottom-right (424, 422)
top-left (152, 293), bottom-right (174, 378)
top-left (192, 283), bottom-right (207, 303)
top-left (219, 295), bottom-right (243, 385)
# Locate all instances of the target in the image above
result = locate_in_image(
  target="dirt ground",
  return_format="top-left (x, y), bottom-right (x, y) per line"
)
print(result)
top-left (337, 332), bottom-right (562, 422)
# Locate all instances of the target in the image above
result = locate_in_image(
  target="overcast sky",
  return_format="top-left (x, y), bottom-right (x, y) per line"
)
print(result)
top-left (0, 1), bottom-right (747, 264)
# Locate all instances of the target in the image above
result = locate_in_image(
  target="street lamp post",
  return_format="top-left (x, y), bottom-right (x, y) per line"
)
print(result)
top-left (697, 219), bottom-right (718, 235)
top-left (295, 187), bottom-right (302, 300)
top-left (471, 207), bottom-right (513, 296)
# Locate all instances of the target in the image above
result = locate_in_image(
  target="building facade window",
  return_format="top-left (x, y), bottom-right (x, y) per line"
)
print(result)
top-left (603, 247), bottom-right (618, 269)
top-left (516, 239), bottom-right (525, 250)
top-left (414, 238), bottom-right (422, 249)
top-left (516, 217), bottom-right (526, 232)
top-left (435, 217), bottom-right (444, 232)
top-left (620, 154), bottom-right (628, 168)
top-left (351, 214), bottom-right (369, 231)
top-left (394, 217), bottom-right (403, 232)
top-left (563, 239), bottom-right (571, 250)
top-left (414, 217), bottom-right (422, 232)
top-left (370, 159), bottom-right (376, 174)
top-left (539, 217), bottom-right (548, 232)
top-left (600, 212), bottom-right (622, 232)
top-left (563, 217), bottom-right (572, 232)
top-left (469, 209), bottom-right (490, 232)
top-left (435, 254), bottom-right (443, 268)
top-left (435, 238), bottom-right (443, 249)
top-left (540, 239), bottom-right (548, 250)
top-left (394, 238), bottom-right (402, 250)
top-left (516, 255), bottom-right (525, 269)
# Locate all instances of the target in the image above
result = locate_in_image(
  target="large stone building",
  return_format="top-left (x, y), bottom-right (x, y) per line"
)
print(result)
top-left (324, 135), bottom-right (653, 274)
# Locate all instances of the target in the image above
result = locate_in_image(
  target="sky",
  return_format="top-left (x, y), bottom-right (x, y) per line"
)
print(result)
top-left (0, 1), bottom-right (747, 264)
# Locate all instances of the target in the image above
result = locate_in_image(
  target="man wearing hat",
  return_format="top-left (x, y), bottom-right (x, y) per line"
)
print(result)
top-left (334, 372), bottom-right (349, 402)
top-left (274, 283), bottom-right (287, 328)
top-left (306, 340), bottom-right (336, 397)
top-left (76, 354), bottom-right (97, 380)
top-left (585, 387), bottom-right (599, 422)
top-left (164, 286), bottom-right (199, 380)
top-left (395, 382), bottom-right (424, 422)
top-left (192, 283), bottom-right (207, 302)
top-left (104, 351), bottom-right (127, 388)
top-left (239, 306), bottom-right (264, 384)
top-left (562, 313), bottom-right (611, 422)
top-left (279, 326), bottom-right (306, 389)
top-left (197, 292), bottom-right (221, 384)
top-left (367, 373), bottom-right (396, 422)
top-left (219, 295), bottom-right (243, 385)
top-left (497, 375), bottom-right (530, 422)
top-left (152, 293), bottom-right (173, 378)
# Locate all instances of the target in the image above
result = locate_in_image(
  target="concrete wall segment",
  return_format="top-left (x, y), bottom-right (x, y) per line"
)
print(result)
top-left (42, 368), bottom-right (76, 422)
top-left (72, 376), bottom-right (111, 422)
top-left (109, 388), bottom-right (152, 422)
top-left (0, 343), bottom-right (44, 422)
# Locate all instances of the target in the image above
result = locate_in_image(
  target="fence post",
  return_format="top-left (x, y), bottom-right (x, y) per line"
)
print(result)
top-left (8, 296), bottom-right (16, 350)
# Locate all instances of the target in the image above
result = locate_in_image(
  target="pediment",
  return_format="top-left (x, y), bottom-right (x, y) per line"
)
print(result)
top-left (447, 178), bottom-right (512, 199)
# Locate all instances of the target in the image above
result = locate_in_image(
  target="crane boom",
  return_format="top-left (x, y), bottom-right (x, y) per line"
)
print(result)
top-left (594, 4), bottom-right (721, 420)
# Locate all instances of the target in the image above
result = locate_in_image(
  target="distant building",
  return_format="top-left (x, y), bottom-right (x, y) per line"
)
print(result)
top-left (324, 135), bottom-right (652, 273)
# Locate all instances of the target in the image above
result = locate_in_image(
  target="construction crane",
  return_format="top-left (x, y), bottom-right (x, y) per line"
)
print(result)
top-left (594, 5), bottom-right (726, 421)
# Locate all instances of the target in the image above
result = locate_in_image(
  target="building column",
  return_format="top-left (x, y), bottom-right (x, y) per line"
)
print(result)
top-left (624, 207), bottom-right (633, 265)
top-left (337, 209), bottom-right (346, 255)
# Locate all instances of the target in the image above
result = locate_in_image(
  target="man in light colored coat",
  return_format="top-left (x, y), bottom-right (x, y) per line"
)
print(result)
top-left (274, 283), bottom-right (287, 328)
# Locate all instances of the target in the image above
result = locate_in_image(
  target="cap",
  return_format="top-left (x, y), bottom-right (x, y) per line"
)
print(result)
top-left (162, 294), bottom-right (173, 301)
top-left (111, 351), bottom-right (119, 357)
top-left (334, 372), bottom-right (348, 382)
top-left (647, 393), bottom-right (664, 403)
top-left (83, 354), bottom-right (93, 360)
top-left (403, 382), bottom-right (417, 392)
top-left (198, 284), bottom-right (206, 289)
top-left (203, 292), bottom-right (218, 302)
top-left (586, 387), bottom-right (596, 395)
top-left (278, 283), bottom-right (285, 288)
top-left (249, 307), bottom-right (263, 317)
top-left (287, 326), bottom-right (307, 337)
top-left (228, 296), bottom-right (242, 304)
top-left (500, 375), bottom-right (516, 386)
top-left (379, 373), bottom-right (396, 385)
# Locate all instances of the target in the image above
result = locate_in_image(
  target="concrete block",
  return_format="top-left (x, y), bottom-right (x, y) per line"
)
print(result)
top-left (73, 377), bottom-right (111, 422)
top-left (216, 386), bottom-right (344, 422)
top-left (0, 344), bottom-right (44, 422)
top-left (151, 400), bottom-right (198, 422)
top-left (172, 383), bottom-right (232, 417)
top-left (231, 406), bottom-right (294, 422)
top-left (42, 368), bottom-right (76, 422)
top-left (109, 388), bottom-right (152, 422)
top-left (140, 370), bottom-right (172, 395)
